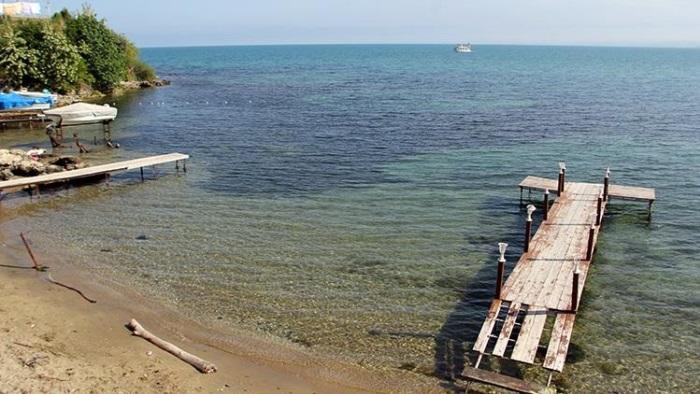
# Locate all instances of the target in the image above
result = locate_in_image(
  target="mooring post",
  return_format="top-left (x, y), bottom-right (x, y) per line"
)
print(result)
top-left (175, 160), bottom-right (180, 171)
top-left (140, 167), bottom-right (144, 181)
top-left (596, 193), bottom-right (603, 226)
top-left (557, 170), bottom-right (563, 197)
top-left (572, 269), bottom-right (580, 312)
top-left (183, 160), bottom-right (187, 173)
top-left (586, 224), bottom-right (596, 261)
top-left (603, 167), bottom-right (610, 202)
top-left (105, 172), bottom-right (110, 185)
top-left (496, 243), bottom-right (508, 299)
top-left (559, 162), bottom-right (566, 192)
top-left (543, 189), bottom-right (550, 221)
top-left (524, 204), bottom-right (536, 253)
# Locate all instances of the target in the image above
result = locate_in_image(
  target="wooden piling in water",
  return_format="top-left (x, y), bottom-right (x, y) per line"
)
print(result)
top-left (571, 270), bottom-right (580, 311)
top-left (586, 224), bottom-right (595, 261)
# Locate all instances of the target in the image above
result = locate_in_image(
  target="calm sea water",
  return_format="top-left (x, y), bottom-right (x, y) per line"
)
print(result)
top-left (2, 45), bottom-right (699, 392)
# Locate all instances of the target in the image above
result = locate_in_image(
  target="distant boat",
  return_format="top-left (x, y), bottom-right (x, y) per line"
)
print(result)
top-left (454, 43), bottom-right (472, 53)
top-left (43, 102), bottom-right (118, 126)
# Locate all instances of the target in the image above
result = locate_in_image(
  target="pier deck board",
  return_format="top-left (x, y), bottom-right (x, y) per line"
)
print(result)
top-left (0, 152), bottom-right (189, 192)
top-left (464, 173), bottom-right (655, 391)
top-left (510, 306), bottom-right (548, 364)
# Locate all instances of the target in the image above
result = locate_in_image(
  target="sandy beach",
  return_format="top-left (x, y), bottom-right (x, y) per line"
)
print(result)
top-left (0, 231), bottom-right (448, 394)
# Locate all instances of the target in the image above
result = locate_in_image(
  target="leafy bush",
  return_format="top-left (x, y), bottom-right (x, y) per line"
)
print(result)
top-left (64, 6), bottom-right (127, 92)
top-left (0, 6), bottom-right (155, 94)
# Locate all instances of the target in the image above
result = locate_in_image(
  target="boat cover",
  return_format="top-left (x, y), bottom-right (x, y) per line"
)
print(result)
top-left (0, 92), bottom-right (53, 110)
top-left (43, 102), bottom-right (118, 125)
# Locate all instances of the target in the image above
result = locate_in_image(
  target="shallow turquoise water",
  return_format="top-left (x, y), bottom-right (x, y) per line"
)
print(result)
top-left (2, 45), bottom-right (699, 392)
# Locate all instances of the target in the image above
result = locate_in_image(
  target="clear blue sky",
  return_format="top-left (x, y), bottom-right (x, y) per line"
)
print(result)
top-left (52, 0), bottom-right (699, 48)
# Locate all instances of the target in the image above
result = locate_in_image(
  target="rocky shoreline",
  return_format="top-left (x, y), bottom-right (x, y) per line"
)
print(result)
top-left (54, 79), bottom-right (171, 107)
top-left (0, 148), bottom-right (87, 181)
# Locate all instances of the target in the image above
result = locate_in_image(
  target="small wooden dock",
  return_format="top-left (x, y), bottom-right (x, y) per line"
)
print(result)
top-left (0, 152), bottom-right (189, 196)
top-left (0, 110), bottom-right (50, 130)
top-left (463, 167), bottom-right (655, 393)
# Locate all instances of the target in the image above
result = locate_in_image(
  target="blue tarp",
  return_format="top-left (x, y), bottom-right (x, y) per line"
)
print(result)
top-left (0, 92), bottom-right (54, 110)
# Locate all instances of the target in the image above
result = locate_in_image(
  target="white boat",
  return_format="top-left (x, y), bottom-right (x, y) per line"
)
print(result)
top-left (454, 43), bottom-right (472, 53)
top-left (43, 102), bottom-right (118, 126)
top-left (16, 89), bottom-right (59, 104)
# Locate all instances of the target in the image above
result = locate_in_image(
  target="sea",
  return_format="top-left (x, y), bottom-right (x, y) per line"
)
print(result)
top-left (1, 44), bottom-right (699, 393)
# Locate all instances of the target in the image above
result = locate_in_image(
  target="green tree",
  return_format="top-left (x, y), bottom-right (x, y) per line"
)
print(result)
top-left (33, 23), bottom-right (83, 93)
top-left (65, 5), bottom-right (127, 92)
top-left (0, 26), bottom-right (39, 89)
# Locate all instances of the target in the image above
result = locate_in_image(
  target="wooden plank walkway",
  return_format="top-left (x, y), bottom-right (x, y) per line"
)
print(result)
top-left (519, 175), bottom-right (656, 202)
top-left (463, 171), bottom-right (655, 393)
top-left (0, 152), bottom-right (189, 193)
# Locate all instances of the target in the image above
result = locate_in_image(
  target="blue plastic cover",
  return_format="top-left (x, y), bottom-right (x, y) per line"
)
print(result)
top-left (0, 92), bottom-right (54, 110)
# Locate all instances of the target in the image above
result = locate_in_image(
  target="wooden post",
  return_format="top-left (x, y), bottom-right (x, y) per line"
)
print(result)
top-left (524, 220), bottom-right (532, 252)
top-left (140, 167), bottom-right (144, 181)
top-left (561, 167), bottom-right (566, 192)
top-left (557, 170), bottom-right (563, 197)
top-left (572, 270), bottom-right (580, 312)
top-left (596, 193), bottom-right (603, 226)
top-left (496, 257), bottom-right (505, 299)
top-left (183, 160), bottom-right (187, 173)
top-left (603, 168), bottom-right (610, 202)
top-left (175, 160), bottom-right (180, 171)
top-left (524, 205), bottom-right (535, 253)
top-left (105, 173), bottom-right (110, 185)
top-left (559, 161), bottom-right (566, 194)
top-left (73, 133), bottom-right (89, 153)
top-left (586, 224), bottom-right (595, 261)
top-left (496, 242), bottom-right (508, 299)
top-left (543, 189), bottom-right (550, 221)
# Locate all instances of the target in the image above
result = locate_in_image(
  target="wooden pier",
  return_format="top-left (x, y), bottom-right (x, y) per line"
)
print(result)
top-left (462, 167), bottom-right (655, 393)
top-left (0, 153), bottom-right (189, 196)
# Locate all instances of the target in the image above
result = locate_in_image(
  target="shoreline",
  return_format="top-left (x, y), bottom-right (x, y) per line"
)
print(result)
top-left (0, 223), bottom-right (448, 393)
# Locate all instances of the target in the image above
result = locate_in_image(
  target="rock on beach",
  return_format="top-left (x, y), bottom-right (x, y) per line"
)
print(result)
top-left (0, 148), bottom-right (88, 181)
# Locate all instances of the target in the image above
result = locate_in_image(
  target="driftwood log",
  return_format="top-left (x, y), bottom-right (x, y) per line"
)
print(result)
top-left (126, 319), bottom-right (217, 374)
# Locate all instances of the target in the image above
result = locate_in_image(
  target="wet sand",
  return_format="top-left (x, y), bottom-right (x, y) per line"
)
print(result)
top-left (0, 231), bottom-right (447, 394)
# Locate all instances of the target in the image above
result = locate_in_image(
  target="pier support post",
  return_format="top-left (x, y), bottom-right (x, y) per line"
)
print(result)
top-left (543, 189), bottom-right (550, 221)
top-left (596, 193), bottom-right (603, 226)
top-left (586, 224), bottom-right (595, 261)
top-left (140, 167), bottom-right (144, 181)
top-left (572, 269), bottom-right (580, 312)
top-left (603, 168), bottom-right (610, 202)
top-left (524, 204), bottom-right (536, 253)
top-left (557, 171), bottom-right (563, 197)
top-left (496, 243), bottom-right (508, 299)
top-left (559, 162), bottom-right (566, 193)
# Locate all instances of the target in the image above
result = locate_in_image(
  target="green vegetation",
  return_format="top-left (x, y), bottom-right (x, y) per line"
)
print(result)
top-left (0, 5), bottom-right (156, 94)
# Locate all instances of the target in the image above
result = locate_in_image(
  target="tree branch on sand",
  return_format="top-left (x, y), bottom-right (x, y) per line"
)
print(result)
top-left (126, 319), bottom-right (218, 374)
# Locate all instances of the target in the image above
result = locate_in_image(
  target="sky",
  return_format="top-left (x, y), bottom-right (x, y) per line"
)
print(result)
top-left (50, 0), bottom-right (700, 48)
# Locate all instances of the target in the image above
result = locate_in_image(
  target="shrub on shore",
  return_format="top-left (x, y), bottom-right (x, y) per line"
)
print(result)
top-left (0, 5), bottom-right (155, 95)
